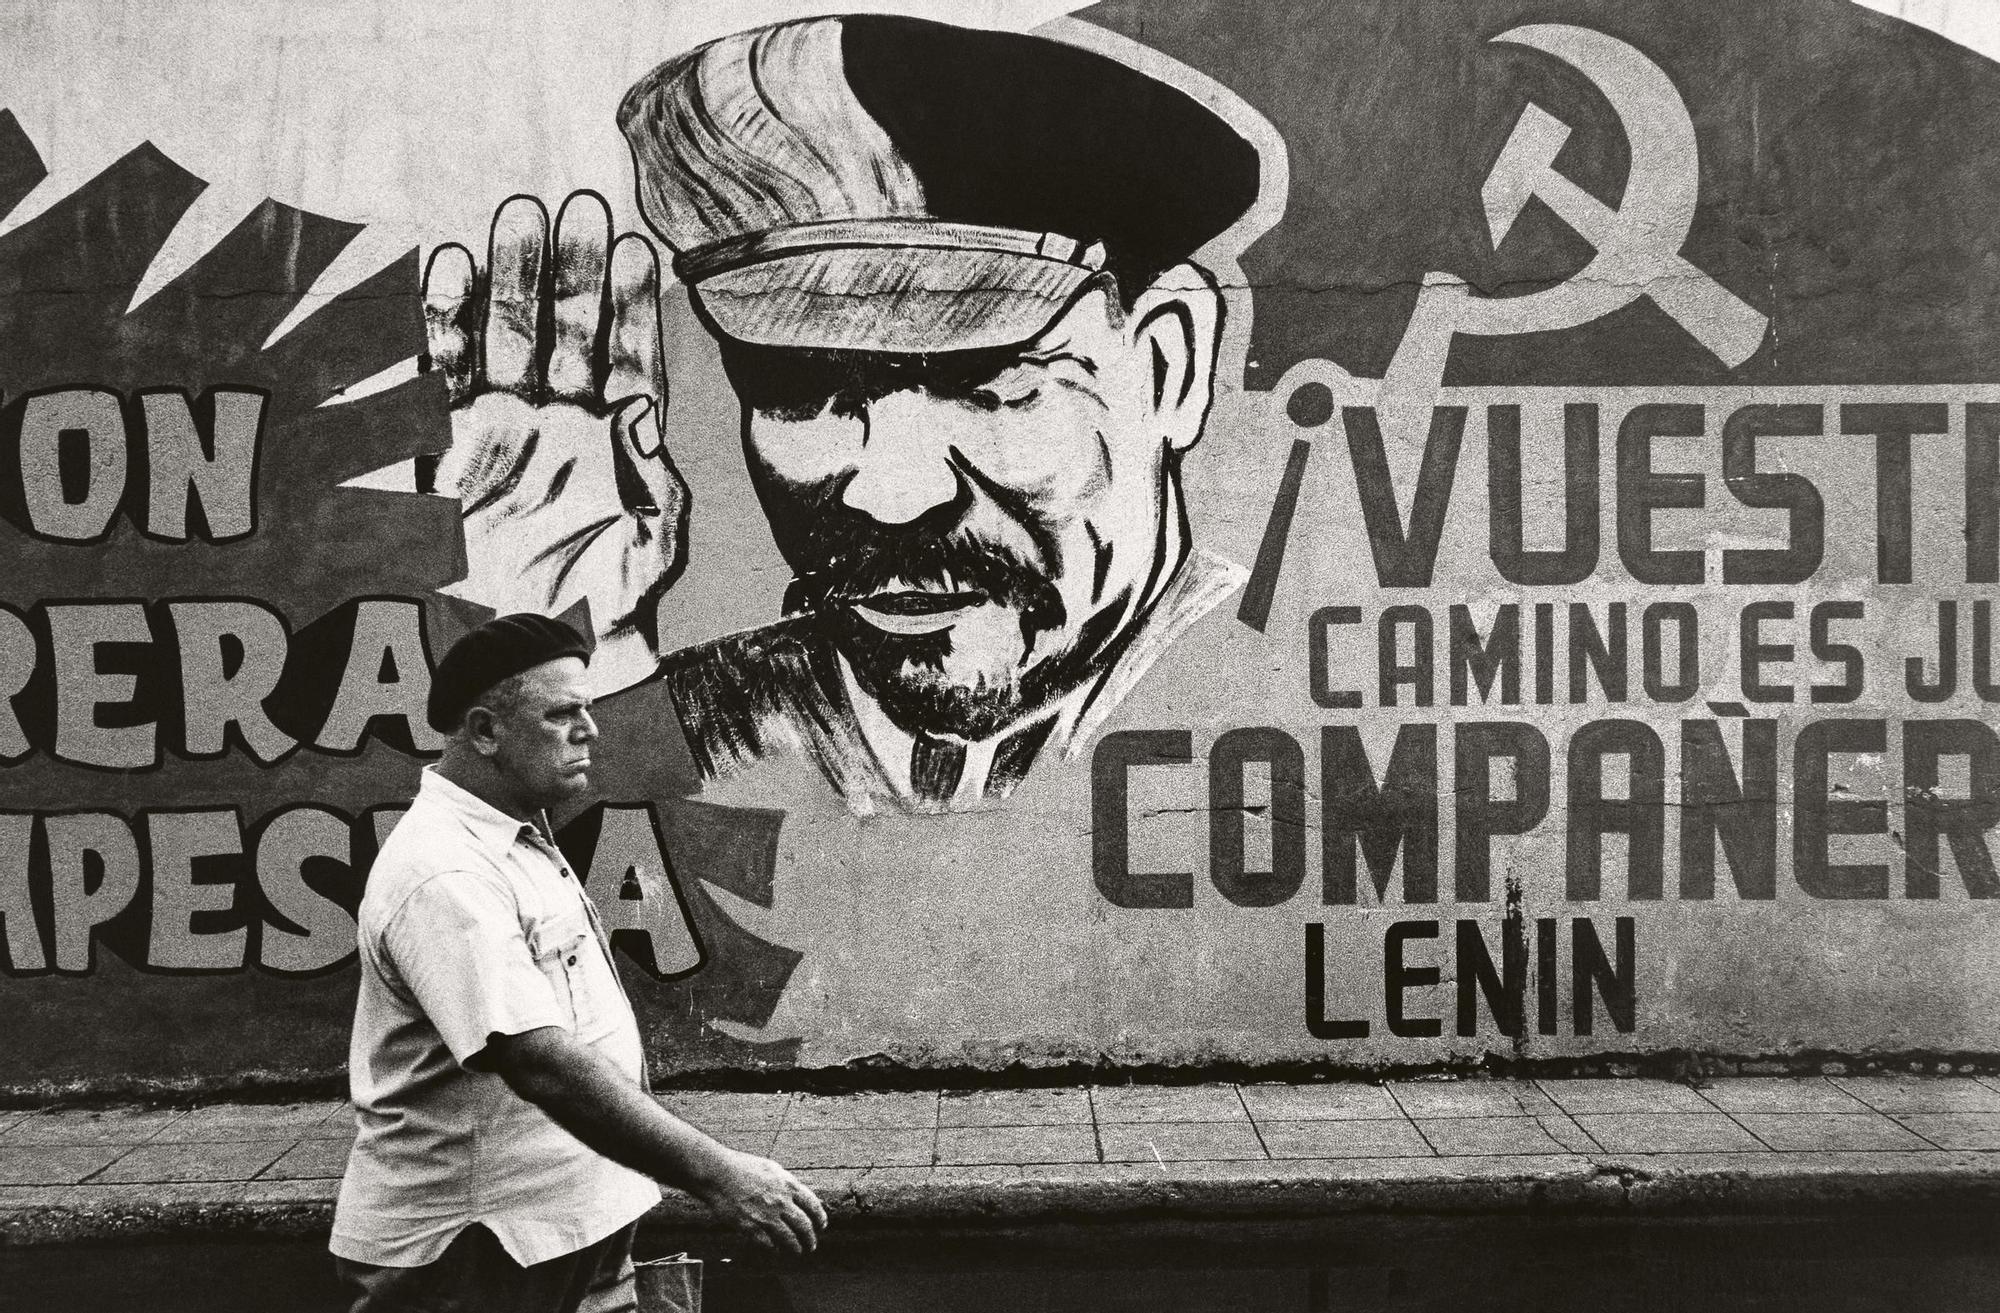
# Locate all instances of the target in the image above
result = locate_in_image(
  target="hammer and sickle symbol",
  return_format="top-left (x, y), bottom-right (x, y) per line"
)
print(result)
top-left (1383, 24), bottom-right (1768, 400)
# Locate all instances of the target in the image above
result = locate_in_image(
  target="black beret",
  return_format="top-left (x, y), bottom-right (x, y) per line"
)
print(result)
top-left (426, 613), bottom-right (591, 734)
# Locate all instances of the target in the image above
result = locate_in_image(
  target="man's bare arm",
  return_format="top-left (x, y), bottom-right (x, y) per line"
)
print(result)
top-left (481, 1026), bottom-right (827, 1254)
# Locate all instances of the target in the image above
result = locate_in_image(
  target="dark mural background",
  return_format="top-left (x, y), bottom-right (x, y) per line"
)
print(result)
top-left (3, 0), bottom-right (1999, 1092)
top-left (1091, 0), bottom-right (2000, 388)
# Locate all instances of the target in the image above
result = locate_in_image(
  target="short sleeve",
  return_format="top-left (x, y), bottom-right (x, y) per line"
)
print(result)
top-left (380, 873), bottom-right (567, 1067)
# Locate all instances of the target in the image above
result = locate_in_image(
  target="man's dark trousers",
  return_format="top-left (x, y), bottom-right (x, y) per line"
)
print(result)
top-left (335, 1221), bottom-right (638, 1313)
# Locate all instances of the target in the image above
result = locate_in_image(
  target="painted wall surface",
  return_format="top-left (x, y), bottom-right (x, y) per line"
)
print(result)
top-left (4, 0), bottom-right (2000, 1091)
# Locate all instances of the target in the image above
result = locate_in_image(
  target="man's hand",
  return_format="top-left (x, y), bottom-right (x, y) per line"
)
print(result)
top-left (482, 1026), bottom-right (828, 1255)
top-left (423, 192), bottom-right (689, 695)
top-left (684, 1147), bottom-right (830, 1256)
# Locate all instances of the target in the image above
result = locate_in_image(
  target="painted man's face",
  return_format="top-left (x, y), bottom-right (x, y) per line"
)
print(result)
top-left (719, 286), bottom-right (1207, 742)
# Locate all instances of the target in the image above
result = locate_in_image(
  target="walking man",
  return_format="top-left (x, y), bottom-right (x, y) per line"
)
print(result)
top-left (331, 612), bottom-right (825, 1311)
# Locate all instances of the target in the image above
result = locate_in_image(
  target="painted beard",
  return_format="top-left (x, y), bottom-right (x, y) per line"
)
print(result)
top-left (782, 528), bottom-right (1121, 741)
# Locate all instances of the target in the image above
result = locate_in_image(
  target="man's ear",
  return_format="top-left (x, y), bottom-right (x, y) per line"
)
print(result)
top-left (462, 706), bottom-right (502, 757)
top-left (1127, 263), bottom-right (1223, 453)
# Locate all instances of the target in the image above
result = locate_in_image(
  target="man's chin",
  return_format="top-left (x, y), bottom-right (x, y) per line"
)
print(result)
top-left (535, 770), bottom-right (593, 809)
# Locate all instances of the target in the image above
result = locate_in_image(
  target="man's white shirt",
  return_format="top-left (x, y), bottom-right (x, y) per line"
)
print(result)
top-left (331, 769), bottom-right (659, 1268)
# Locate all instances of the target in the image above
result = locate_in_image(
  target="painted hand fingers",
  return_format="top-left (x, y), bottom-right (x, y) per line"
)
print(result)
top-left (604, 235), bottom-right (685, 541)
top-left (606, 232), bottom-right (668, 444)
top-left (483, 195), bottom-right (549, 394)
top-left (610, 397), bottom-right (688, 537)
top-left (421, 243), bottom-right (477, 404)
top-left (548, 192), bottom-right (613, 404)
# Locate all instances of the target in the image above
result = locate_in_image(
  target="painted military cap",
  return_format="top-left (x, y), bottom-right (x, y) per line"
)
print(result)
top-left (617, 15), bottom-right (1260, 353)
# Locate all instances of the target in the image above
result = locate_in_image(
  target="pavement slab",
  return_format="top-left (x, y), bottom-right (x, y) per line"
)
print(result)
top-left (1414, 1116), bottom-right (1576, 1157)
top-left (238, 1177), bottom-right (342, 1206)
top-left (1695, 1078), bottom-right (1872, 1114)
top-left (937, 1087), bottom-right (1093, 1126)
top-left (0, 1145), bottom-right (129, 1187)
top-left (1573, 1112), bottom-right (1767, 1154)
top-left (63, 1181), bottom-right (248, 1209)
top-left (1391, 1080), bottom-right (1557, 1119)
top-left (783, 1091), bottom-right (939, 1131)
top-left (1830, 1076), bottom-right (2000, 1114)
top-left (92, 1140), bottom-right (294, 1185)
top-left (0, 1107), bottom-right (188, 1146)
top-left (259, 1138), bottom-right (354, 1181)
top-left (1092, 1084), bottom-right (1249, 1123)
top-left (934, 1123), bottom-right (1099, 1166)
top-left (1733, 1112), bottom-right (1933, 1153)
top-left (305, 1105), bottom-right (359, 1139)
top-left (1536, 1114), bottom-right (1602, 1153)
top-left (1536, 1078), bottom-right (1718, 1115)
top-left (1263, 1118), bottom-right (1432, 1159)
top-left (1895, 1112), bottom-right (2000, 1150)
top-left (1098, 1119), bottom-right (1265, 1162)
top-left (771, 1125), bottom-right (936, 1169)
top-left (656, 1091), bottom-right (791, 1132)
top-left (154, 1102), bottom-right (339, 1143)
top-left (1238, 1083), bottom-right (1402, 1121)
top-left (5, 1075), bottom-right (2000, 1245)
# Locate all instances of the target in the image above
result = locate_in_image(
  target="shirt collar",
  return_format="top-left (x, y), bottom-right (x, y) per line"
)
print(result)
top-left (417, 766), bottom-right (542, 858)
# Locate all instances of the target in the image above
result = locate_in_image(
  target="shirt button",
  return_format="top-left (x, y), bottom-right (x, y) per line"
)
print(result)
top-left (567, 956), bottom-right (577, 966)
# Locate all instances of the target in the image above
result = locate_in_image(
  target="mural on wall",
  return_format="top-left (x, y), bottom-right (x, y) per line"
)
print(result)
top-left (4, 0), bottom-right (2000, 1088)
top-left (428, 17), bottom-right (1262, 815)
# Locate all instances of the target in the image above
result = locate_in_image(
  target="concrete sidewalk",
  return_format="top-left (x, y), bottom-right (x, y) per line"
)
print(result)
top-left (6, 1075), bottom-right (2000, 1244)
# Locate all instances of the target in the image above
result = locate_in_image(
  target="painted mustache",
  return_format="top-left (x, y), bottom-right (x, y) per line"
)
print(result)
top-left (782, 532), bottom-right (1066, 633)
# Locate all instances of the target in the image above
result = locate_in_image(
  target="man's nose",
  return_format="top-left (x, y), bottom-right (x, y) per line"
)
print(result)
top-left (839, 392), bottom-right (965, 526)
top-left (575, 709), bottom-right (598, 743)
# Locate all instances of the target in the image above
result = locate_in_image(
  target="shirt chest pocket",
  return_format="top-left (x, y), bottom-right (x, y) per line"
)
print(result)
top-left (525, 910), bottom-right (597, 1034)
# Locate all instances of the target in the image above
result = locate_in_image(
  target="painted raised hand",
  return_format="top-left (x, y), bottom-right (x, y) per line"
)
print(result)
top-left (423, 191), bottom-right (688, 696)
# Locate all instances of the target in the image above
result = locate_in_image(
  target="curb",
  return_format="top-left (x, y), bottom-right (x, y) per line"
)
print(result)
top-left (8, 1151), bottom-right (2000, 1247)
